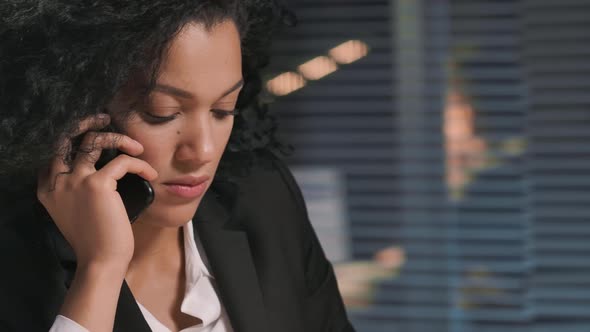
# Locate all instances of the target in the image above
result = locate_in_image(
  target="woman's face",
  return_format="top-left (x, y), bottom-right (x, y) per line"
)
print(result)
top-left (108, 19), bottom-right (243, 228)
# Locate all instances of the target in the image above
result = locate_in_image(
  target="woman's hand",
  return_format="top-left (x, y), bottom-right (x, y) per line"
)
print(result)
top-left (37, 113), bottom-right (157, 332)
top-left (37, 113), bottom-right (158, 269)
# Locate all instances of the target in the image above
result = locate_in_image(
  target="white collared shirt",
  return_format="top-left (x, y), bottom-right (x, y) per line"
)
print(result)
top-left (49, 220), bottom-right (233, 332)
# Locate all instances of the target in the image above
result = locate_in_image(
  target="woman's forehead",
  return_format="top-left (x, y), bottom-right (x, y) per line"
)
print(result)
top-left (155, 20), bottom-right (242, 102)
top-left (112, 20), bottom-right (242, 107)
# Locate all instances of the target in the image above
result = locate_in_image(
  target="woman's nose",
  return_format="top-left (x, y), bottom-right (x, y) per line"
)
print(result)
top-left (173, 116), bottom-right (216, 166)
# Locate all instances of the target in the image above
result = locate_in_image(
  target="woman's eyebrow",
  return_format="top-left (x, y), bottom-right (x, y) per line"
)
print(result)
top-left (153, 78), bottom-right (244, 100)
top-left (219, 79), bottom-right (244, 99)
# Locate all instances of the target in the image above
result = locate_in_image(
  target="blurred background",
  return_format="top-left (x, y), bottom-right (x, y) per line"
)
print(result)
top-left (261, 0), bottom-right (590, 331)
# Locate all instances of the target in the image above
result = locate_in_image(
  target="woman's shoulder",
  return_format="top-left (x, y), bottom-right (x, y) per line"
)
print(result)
top-left (232, 149), bottom-right (306, 213)
top-left (220, 149), bottom-right (309, 238)
top-left (231, 150), bottom-right (356, 331)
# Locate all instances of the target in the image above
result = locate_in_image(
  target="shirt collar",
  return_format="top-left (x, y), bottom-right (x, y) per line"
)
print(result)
top-left (183, 219), bottom-right (213, 279)
top-left (181, 219), bottom-right (222, 325)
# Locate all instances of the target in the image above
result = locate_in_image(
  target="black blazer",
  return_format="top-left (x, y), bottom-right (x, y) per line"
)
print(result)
top-left (0, 150), bottom-right (355, 332)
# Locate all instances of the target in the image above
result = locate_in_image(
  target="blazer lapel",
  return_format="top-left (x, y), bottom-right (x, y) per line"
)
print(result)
top-left (113, 280), bottom-right (152, 332)
top-left (193, 180), bottom-right (270, 332)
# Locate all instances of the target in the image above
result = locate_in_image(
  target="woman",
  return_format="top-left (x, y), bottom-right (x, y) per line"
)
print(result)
top-left (0, 1), bottom-right (354, 331)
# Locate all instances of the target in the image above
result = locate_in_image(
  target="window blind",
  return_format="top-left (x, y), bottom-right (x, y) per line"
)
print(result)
top-left (264, 0), bottom-right (398, 330)
top-left (266, 0), bottom-right (590, 331)
top-left (523, 0), bottom-right (590, 328)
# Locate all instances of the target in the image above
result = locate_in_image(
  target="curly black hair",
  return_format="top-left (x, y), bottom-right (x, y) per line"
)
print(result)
top-left (0, 0), bottom-right (294, 213)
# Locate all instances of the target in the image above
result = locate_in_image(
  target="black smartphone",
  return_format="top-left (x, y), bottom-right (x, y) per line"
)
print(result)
top-left (94, 124), bottom-right (155, 223)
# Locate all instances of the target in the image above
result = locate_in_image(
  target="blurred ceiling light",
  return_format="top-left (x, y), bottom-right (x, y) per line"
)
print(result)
top-left (266, 40), bottom-right (369, 96)
top-left (266, 71), bottom-right (306, 96)
top-left (329, 40), bottom-right (369, 64)
top-left (298, 56), bottom-right (338, 80)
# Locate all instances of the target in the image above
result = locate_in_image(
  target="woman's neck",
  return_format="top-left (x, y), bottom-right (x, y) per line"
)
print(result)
top-left (127, 221), bottom-right (184, 277)
top-left (125, 221), bottom-right (188, 320)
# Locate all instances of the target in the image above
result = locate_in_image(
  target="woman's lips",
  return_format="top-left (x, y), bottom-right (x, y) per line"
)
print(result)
top-left (163, 181), bottom-right (208, 199)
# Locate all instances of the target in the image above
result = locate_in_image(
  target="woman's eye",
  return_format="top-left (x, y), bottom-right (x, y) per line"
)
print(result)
top-left (212, 109), bottom-right (239, 120)
top-left (141, 111), bottom-right (178, 124)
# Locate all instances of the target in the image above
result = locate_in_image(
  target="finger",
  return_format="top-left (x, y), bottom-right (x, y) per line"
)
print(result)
top-left (71, 113), bottom-right (111, 138)
top-left (73, 132), bottom-right (144, 172)
top-left (95, 154), bottom-right (158, 182)
top-left (47, 113), bottom-right (112, 176)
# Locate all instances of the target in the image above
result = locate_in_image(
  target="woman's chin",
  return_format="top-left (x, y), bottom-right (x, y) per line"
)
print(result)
top-left (133, 202), bottom-right (200, 228)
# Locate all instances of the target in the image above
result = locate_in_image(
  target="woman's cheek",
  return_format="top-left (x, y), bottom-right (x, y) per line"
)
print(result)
top-left (140, 135), bottom-right (174, 165)
top-left (124, 124), bottom-right (174, 166)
